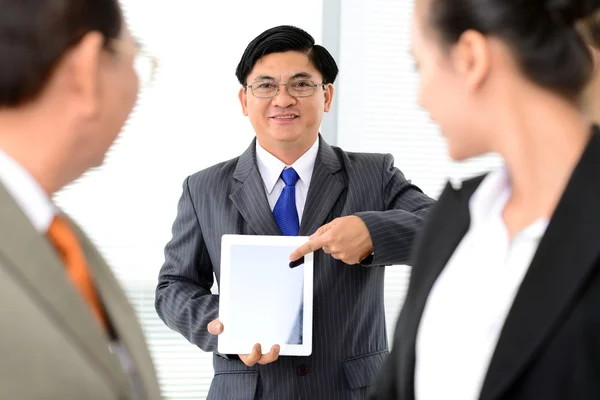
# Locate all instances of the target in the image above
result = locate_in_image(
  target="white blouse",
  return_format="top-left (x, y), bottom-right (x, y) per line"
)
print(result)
top-left (415, 167), bottom-right (549, 400)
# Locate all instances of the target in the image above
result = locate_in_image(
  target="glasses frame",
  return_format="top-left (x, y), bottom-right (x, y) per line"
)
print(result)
top-left (245, 79), bottom-right (327, 98)
top-left (110, 39), bottom-right (158, 87)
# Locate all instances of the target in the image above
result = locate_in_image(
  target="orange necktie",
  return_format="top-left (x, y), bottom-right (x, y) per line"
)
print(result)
top-left (47, 215), bottom-right (108, 331)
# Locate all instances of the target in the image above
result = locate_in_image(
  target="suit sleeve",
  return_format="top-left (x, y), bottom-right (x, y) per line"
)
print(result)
top-left (155, 176), bottom-right (220, 353)
top-left (355, 153), bottom-right (434, 266)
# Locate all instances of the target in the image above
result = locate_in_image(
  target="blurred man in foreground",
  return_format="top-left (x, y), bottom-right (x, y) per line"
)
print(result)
top-left (0, 1), bottom-right (161, 399)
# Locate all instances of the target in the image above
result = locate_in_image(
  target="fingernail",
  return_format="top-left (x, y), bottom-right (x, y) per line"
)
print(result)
top-left (290, 257), bottom-right (305, 268)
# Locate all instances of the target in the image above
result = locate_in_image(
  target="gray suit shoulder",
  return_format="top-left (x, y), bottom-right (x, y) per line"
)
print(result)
top-left (342, 149), bottom-right (390, 165)
top-left (331, 146), bottom-right (394, 172)
top-left (184, 147), bottom-right (394, 191)
top-left (186, 156), bottom-right (240, 189)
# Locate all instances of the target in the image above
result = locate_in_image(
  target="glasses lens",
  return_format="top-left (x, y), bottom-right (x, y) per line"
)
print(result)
top-left (251, 81), bottom-right (278, 97)
top-left (288, 79), bottom-right (315, 97)
top-left (134, 53), bottom-right (156, 87)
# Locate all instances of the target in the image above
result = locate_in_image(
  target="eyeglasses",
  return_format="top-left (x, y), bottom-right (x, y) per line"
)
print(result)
top-left (111, 39), bottom-right (158, 88)
top-left (246, 78), bottom-right (326, 98)
top-left (132, 43), bottom-right (158, 88)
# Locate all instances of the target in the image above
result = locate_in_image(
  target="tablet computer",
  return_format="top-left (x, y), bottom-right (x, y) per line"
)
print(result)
top-left (218, 234), bottom-right (313, 356)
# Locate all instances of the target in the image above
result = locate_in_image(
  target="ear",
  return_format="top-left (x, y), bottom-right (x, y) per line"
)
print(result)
top-left (238, 87), bottom-right (248, 116)
top-left (59, 31), bottom-right (104, 118)
top-left (452, 29), bottom-right (490, 92)
top-left (590, 46), bottom-right (600, 71)
top-left (323, 83), bottom-right (334, 112)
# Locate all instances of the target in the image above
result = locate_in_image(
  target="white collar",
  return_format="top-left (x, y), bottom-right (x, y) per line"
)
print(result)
top-left (469, 166), bottom-right (548, 239)
top-left (0, 149), bottom-right (56, 233)
top-left (255, 137), bottom-right (319, 194)
top-left (469, 166), bottom-right (511, 227)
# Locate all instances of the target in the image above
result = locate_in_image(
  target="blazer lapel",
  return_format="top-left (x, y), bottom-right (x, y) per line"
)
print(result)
top-left (229, 139), bottom-right (281, 236)
top-left (480, 128), bottom-right (600, 400)
top-left (0, 185), bottom-right (129, 393)
top-left (399, 177), bottom-right (482, 397)
top-left (76, 230), bottom-right (162, 398)
top-left (299, 138), bottom-right (345, 236)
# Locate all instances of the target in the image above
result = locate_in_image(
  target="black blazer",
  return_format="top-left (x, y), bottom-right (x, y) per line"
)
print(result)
top-left (369, 125), bottom-right (600, 400)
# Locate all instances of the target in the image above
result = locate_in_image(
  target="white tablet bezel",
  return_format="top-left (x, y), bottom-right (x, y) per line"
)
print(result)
top-left (218, 234), bottom-right (314, 356)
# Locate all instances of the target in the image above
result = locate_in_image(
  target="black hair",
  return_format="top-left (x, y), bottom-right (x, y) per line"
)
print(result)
top-left (0, 0), bottom-right (123, 107)
top-left (235, 25), bottom-right (339, 86)
top-left (428, 0), bottom-right (600, 98)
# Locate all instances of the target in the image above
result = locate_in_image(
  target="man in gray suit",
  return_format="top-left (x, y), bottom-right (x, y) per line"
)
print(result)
top-left (0, 1), bottom-right (161, 399)
top-left (155, 25), bottom-right (434, 399)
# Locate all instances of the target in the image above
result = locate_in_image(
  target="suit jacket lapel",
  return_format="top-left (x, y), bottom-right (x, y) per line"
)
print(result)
top-left (76, 229), bottom-right (162, 398)
top-left (229, 136), bottom-right (346, 237)
top-left (0, 185), bottom-right (129, 393)
top-left (299, 138), bottom-right (345, 236)
top-left (229, 139), bottom-right (281, 236)
top-left (480, 128), bottom-right (600, 400)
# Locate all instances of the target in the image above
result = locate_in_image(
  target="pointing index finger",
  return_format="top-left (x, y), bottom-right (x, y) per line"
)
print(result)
top-left (289, 235), bottom-right (327, 261)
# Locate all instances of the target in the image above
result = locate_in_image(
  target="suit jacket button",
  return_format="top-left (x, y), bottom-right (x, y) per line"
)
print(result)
top-left (297, 364), bottom-right (309, 376)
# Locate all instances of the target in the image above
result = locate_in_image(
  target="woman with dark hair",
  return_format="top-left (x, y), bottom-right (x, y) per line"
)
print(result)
top-left (369, 1), bottom-right (600, 399)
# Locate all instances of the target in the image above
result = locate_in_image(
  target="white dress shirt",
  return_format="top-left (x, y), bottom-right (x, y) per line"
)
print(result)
top-left (0, 149), bottom-right (55, 231)
top-left (255, 137), bottom-right (319, 223)
top-left (255, 138), bottom-right (318, 345)
top-left (415, 167), bottom-right (549, 400)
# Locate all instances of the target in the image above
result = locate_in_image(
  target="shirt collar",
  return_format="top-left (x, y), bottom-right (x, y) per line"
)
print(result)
top-left (0, 149), bottom-right (56, 233)
top-left (256, 137), bottom-right (319, 194)
top-left (468, 165), bottom-right (548, 239)
top-left (469, 166), bottom-right (511, 227)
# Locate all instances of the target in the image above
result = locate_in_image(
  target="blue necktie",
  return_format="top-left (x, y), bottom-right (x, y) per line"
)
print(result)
top-left (273, 168), bottom-right (303, 343)
top-left (273, 168), bottom-right (299, 236)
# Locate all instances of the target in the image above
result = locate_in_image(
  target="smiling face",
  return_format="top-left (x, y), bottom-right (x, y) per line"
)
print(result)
top-left (238, 51), bottom-right (334, 157)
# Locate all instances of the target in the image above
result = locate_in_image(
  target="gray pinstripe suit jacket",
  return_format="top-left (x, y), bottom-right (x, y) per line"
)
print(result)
top-left (155, 136), bottom-right (434, 400)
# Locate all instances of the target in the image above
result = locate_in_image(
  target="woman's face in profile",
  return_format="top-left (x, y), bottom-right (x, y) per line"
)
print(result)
top-left (410, 0), bottom-right (508, 161)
